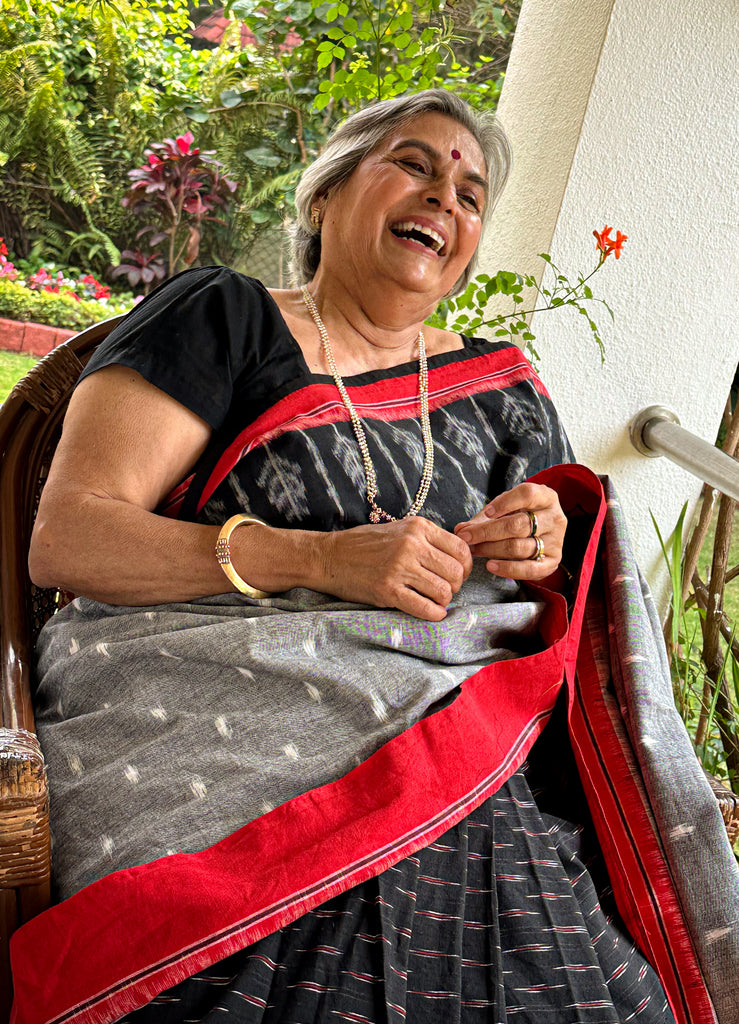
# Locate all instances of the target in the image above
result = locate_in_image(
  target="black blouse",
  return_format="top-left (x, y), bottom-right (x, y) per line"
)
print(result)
top-left (81, 268), bottom-right (573, 531)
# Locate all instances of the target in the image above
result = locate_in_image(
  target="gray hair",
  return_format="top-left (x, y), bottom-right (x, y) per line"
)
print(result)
top-left (291, 89), bottom-right (511, 295)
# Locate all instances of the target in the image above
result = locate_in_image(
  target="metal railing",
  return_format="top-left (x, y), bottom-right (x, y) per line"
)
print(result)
top-left (629, 405), bottom-right (739, 501)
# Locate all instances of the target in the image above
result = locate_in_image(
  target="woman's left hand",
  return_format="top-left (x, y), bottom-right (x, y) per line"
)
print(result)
top-left (453, 482), bottom-right (567, 580)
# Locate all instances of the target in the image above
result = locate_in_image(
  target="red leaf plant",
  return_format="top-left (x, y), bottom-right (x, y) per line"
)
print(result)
top-left (118, 132), bottom-right (238, 282)
top-left (110, 250), bottom-right (167, 295)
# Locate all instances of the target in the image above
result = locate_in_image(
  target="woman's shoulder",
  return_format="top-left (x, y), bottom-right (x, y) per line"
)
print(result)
top-left (78, 267), bottom-right (292, 431)
top-left (129, 266), bottom-right (271, 314)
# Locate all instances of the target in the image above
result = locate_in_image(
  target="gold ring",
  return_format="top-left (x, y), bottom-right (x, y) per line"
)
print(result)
top-left (526, 510), bottom-right (539, 538)
top-left (530, 535), bottom-right (545, 562)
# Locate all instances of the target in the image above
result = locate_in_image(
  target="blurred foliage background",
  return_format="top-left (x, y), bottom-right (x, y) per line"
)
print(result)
top-left (0, 0), bottom-right (520, 286)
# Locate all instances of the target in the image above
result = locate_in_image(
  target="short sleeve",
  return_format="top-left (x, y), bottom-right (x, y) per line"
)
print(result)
top-left (78, 268), bottom-right (272, 430)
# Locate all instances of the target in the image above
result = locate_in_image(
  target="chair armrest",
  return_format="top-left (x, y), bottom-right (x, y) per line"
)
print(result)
top-left (0, 729), bottom-right (50, 888)
top-left (704, 769), bottom-right (739, 847)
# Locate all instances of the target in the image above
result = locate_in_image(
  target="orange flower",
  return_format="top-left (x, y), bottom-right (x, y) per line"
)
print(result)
top-left (609, 230), bottom-right (627, 259)
top-left (593, 225), bottom-right (613, 256)
top-left (593, 225), bottom-right (627, 260)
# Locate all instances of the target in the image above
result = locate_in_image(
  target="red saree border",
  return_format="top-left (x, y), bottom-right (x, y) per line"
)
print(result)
top-left (569, 585), bottom-right (717, 1024)
top-left (15, 464), bottom-right (711, 1024)
top-left (12, 619), bottom-right (569, 1024)
top-left (197, 348), bottom-right (547, 513)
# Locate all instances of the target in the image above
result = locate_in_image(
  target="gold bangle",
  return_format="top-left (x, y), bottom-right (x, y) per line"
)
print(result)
top-left (215, 514), bottom-right (271, 598)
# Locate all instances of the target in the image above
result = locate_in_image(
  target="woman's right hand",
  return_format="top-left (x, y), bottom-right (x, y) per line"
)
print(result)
top-left (319, 518), bottom-right (473, 621)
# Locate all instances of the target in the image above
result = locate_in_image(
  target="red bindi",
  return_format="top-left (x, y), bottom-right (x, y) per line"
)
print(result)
top-left (451, 149), bottom-right (461, 160)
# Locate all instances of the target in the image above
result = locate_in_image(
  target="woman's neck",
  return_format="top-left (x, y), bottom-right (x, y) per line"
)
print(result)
top-left (269, 275), bottom-right (462, 377)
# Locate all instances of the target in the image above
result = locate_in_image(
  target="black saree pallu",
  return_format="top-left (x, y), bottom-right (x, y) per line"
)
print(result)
top-left (9, 466), bottom-right (739, 1024)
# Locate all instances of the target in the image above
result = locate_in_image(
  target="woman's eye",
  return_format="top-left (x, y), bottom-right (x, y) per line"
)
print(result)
top-left (401, 159), bottom-right (427, 174)
top-left (460, 193), bottom-right (480, 211)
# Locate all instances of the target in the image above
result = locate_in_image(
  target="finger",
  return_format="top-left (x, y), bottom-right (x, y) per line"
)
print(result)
top-left (413, 552), bottom-right (466, 598)
top-left (457, 508), bottom-right (543, 547)
top-left (423, 524), bottom-right (474, 580)
top-left (394, 586), bottom-right (448, 622)
top-left (469, 533), bottom-right (563, 564)
top-left (483, 482), bottom-right (560, 520)
top-left (484, 555), bottom-right (561, 581)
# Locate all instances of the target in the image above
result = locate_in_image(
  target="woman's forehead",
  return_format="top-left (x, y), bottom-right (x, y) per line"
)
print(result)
top-left (375, 112), bottom-right (486, 173)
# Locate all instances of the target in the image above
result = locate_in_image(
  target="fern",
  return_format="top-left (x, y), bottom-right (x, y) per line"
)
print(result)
top-left (248, 166), bottom-right (303, 207)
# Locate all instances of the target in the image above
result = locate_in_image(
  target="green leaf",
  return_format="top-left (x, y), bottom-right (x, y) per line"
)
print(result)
top-left (182, 106), bottom-right (210, 123)
top-left (230, 0), bottom-right (262, 16)
top-left (244, 147), bottom-right (283, 167)
top-left (250, 208), bottom-right (272, 223)
top-left (539, 253), bottom-right (552, 263)
top-left (219, 89), bottom-right (243, 108)
top-left (394, 32), bottom-right (411, 48)
top-left (317, 50), bottom-right (333, 69)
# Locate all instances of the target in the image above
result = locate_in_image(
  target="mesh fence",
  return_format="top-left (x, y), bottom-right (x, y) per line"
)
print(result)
top-left (239, 228), bottom-right (290, 288)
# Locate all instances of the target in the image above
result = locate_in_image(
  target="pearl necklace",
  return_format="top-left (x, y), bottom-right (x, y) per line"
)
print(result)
top-left (301, 285), bottom-right (435, 524)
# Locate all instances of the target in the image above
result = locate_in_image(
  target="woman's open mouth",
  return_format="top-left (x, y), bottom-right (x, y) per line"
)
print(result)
top-left (390, 220), bottom-right (447, 256)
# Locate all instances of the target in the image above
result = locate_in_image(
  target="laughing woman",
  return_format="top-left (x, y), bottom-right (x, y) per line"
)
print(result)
top-left (12, 90), bottom-right (691, 1024)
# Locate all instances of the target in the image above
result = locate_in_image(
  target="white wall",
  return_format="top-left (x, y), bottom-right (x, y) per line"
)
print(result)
top-left (481, 0), bottom-right (739, 603)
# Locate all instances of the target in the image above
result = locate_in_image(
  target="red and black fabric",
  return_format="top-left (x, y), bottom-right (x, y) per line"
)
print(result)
top-left (12, 273), bottom-right (735, 1024)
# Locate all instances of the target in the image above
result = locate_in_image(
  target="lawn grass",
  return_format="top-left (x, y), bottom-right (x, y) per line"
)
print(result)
top-left (0, 349), bottom-right (37, 403)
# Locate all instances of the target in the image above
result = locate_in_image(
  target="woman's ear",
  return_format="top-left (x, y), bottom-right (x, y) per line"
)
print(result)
top-left (309, 195), bottom-right (326, 231)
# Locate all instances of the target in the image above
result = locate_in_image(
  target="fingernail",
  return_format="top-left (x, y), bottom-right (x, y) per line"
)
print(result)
top-left (487, 560), bottom-right (500, 573)
top-left (457, 529), bottom-right (472, 543)
top-left (484, 507), bottom-right (499, 518)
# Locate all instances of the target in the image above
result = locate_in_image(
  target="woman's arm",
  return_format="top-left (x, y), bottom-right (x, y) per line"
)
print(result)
top-left (29, 365), bottom-right (473, 616)
top-left (29, 365), bottom-right (329, 605)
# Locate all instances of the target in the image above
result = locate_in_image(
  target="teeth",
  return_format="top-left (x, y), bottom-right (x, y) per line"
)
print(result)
top-left (392, 221), bottom-right (445, 253)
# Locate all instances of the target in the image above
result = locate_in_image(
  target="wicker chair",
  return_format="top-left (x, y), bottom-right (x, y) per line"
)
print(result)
top-left (0, 318), bottom-right (737, 1021)
top-left (0, 316), bottom-right (123, 1019)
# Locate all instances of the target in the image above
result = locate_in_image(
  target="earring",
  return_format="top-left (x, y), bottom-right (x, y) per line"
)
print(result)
top-left (310, 206), bottom-right (322, 230)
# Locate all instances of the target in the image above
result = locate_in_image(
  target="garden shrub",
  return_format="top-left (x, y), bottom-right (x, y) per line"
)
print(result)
top-left (0, 278), bottom-right (131, 331)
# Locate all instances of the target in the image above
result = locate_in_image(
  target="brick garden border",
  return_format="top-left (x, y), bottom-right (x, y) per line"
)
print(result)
top-left (0, 317), bottom-right (75, 357)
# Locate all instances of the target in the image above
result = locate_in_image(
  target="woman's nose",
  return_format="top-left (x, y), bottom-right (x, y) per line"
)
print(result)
top-left (425, 179), bottom-right (455, 214)
top-left (425, 195), bottom-right (452, 213)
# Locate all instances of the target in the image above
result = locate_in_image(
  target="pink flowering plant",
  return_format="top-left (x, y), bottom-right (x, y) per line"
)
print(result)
top-left (428, 226), bottom-right (627, 364)
top-left (0, 237), bottom-right (134, 331)
top-left (115, 131), bottom-right (238, 281)
top-left (25, 266), bottom-right (111, 303)
top-left (0, 239), bottom-right (20, 282)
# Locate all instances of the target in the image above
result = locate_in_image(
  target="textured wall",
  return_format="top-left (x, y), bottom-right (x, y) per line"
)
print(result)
top-left (480, 0), bottom-right (739, 602)
top-left (480, 0), bottom-right (615, 288)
